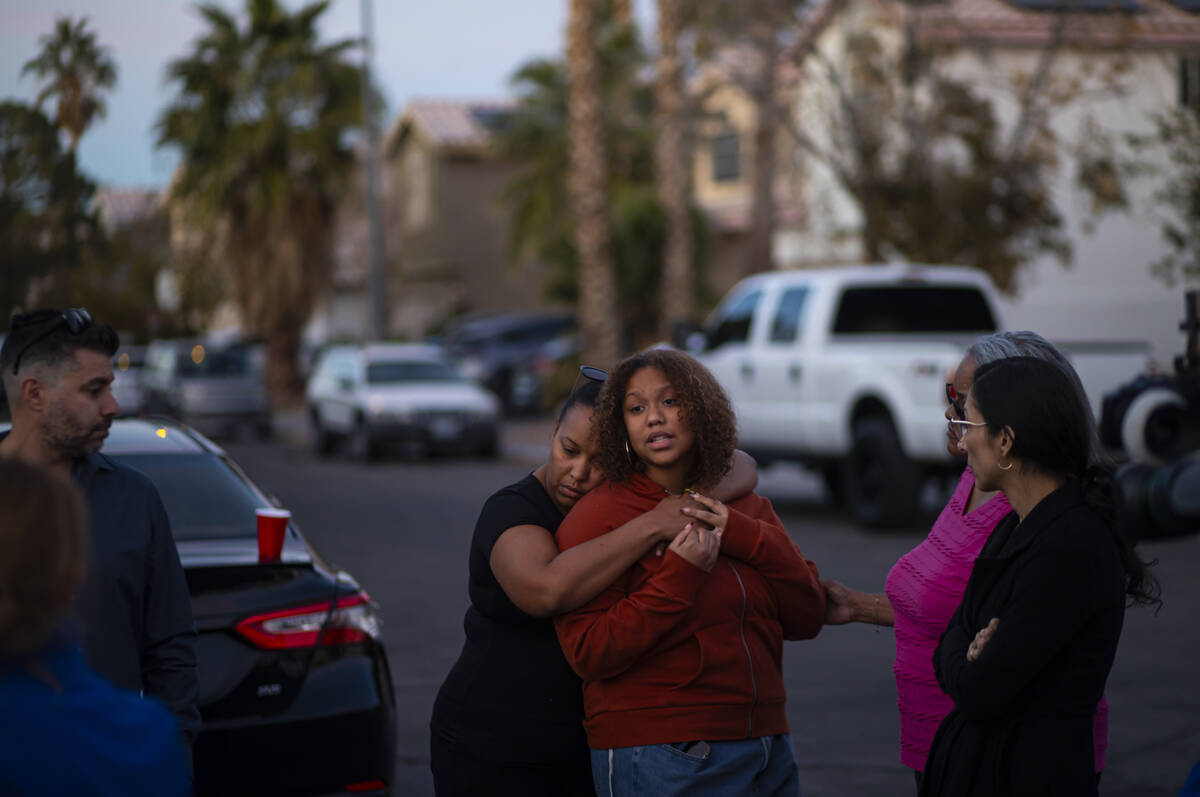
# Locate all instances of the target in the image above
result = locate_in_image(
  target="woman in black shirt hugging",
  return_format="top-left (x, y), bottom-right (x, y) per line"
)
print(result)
top-left (429, 375), bottom-right (756, 796)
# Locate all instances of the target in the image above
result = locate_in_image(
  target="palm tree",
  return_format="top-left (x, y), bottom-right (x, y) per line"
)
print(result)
top-left (567, 0), bottom-right (621, 368)
top-left (156, 0), bottom-right (364, 404)
top-left (654, 0), bottom-right (693, 343)
top-left (21, 16), bottom-right (117, 152)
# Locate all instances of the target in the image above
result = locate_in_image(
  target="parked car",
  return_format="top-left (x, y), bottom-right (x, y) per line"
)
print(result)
top-left (142, 340), bottom-right (272, 440)
top-left (441, 312), bottom-right (578, 414)
top-left (307, 342), bottom-right (501, 460)
top-left (692, 264), bottom-right (1149, 527)
top-left (96, 417), bottom-right (396, 796)
top-left (111, 344), bottom-right (148, 416)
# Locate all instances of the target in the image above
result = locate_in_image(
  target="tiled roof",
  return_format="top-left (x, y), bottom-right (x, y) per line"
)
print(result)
top-left (383, 99), bottom-right (516, 154)
top-left (916, 0), bottom-right (1200, 48)
top-left (791, 0), bottom-right (1200, 51)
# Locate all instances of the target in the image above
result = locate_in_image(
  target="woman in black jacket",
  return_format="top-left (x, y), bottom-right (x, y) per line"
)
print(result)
top-left (921, 357), bottom-right (1160, 797)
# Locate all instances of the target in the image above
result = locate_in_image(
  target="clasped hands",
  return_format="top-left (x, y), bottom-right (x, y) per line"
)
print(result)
top-left (967, 617), bottom-right (1000, 662)
top-left (645, 492), bottom-right (728, 572)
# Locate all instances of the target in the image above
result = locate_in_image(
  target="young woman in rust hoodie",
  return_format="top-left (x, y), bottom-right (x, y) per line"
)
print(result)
top-left (554, 349), bottom-right (826, 797)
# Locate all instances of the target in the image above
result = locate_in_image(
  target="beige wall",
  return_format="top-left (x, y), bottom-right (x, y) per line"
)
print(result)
top-left (382, 137), bottom-right (556, 339)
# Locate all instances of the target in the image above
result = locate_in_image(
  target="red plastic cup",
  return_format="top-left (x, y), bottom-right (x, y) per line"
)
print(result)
top-left (256, 508), bottom-right (290, 562)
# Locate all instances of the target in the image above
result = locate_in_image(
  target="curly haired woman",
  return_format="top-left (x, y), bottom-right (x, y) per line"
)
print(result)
top-left (553, 349), bottom-right (826, 797)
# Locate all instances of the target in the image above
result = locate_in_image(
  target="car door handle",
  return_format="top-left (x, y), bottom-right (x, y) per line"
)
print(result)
top-left (740, 362), bottom-right (754, 382)
top-left (788, 364), bottom-right (802, 384)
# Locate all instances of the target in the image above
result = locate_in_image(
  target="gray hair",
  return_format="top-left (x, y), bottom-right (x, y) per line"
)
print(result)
top-left (967, 330), bottom-right (1106, 465)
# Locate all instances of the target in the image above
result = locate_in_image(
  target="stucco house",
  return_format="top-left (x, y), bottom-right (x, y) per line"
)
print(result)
top-left (374, 99), bottom-right (558, 339)
top-left (781, 0), bottom-right (1200, 367)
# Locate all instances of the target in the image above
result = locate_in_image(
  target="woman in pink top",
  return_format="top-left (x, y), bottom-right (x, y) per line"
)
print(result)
top-left (822, 331), bottom-right (1109, 791)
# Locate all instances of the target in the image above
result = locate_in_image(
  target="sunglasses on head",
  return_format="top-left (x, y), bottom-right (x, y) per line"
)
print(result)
top-left (10, 308), bottom-right (93, 375)
top-left (569, 364), bottom-right (608, 397)
top-left (945, 382), bottom-right (966, 420)
top-left (579, 365), bottom-right (607, 383)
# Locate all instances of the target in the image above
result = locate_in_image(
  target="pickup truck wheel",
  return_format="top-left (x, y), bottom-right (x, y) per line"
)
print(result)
top-left (844, 417), bottom-right (922, 528)
top-left (348, 416), bottom-right (378, 462)
top-left (821, 463), bottom-right (847, 507)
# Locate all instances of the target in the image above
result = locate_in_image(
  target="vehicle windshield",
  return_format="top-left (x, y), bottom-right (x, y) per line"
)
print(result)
top-left (111, 453), bottom-right (267, 540)
top-left (366, 360), bottom-right (463, 384)
top-left (177, 347), bottom-right (252, 378)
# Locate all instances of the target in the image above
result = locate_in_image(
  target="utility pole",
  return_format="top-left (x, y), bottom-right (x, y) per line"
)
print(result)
top-left (361, 0), bottom-right (388, 340)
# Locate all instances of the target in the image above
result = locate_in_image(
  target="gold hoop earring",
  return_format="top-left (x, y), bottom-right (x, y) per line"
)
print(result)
top-left (625, 438), bottom-right (634, 462)
top-left (998, 460), bottom-right (1013, 471)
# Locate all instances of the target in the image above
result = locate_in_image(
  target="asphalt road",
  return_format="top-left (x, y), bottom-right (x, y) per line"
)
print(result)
top-left (224, 429), bottom-right (1200, 797)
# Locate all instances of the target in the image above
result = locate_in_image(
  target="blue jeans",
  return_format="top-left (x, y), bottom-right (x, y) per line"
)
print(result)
top-left (591, 734), bottom-right (800, 797)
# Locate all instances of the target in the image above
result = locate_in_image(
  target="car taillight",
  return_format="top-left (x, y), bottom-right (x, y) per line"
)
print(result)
top-left (234, 591), bottom-right (380, 650)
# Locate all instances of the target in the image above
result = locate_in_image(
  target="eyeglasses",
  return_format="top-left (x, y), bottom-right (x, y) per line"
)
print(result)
top-left (948, 418), bottom-right (987, 437)
top-left (10, 308), bottom-right (93, 375)
top-left (945, 383), bottom-right (965, 420)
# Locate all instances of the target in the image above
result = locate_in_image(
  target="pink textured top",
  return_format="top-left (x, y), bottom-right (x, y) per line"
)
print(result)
top-left (884, 467), bottom-right (1109, 772)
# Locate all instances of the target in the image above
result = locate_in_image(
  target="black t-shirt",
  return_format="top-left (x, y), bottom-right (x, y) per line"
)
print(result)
top-left (430, 474), bottom-right (589, 766)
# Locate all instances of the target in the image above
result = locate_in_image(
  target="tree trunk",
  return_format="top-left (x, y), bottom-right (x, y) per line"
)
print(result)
top-left (265, 324), bottom-right (304, 408)
top-left (655, 0), bottom-right (693, 344)
top-left (748, 22), bottom-right (778, 276)
top-left (613, 0), bottom-right (632, 26)
top-left (568, 0), bottom-right (621, 368)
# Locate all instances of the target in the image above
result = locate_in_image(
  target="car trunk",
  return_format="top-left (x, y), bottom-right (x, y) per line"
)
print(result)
top-left (180, 538), bottom-right (340, 721)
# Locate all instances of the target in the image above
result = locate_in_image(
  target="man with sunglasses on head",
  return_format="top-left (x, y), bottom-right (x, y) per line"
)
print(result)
top-left (0, 309), bottom-right (200, 763)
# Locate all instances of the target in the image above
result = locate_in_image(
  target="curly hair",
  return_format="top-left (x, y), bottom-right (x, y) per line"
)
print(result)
top-left (0, 458), bottom-right (88, 661)
top-left (593, 349), bottom-right (737, 489)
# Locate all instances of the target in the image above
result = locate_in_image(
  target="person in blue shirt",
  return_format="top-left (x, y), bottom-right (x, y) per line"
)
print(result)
top-left (0, 457), bottom-right (190, 796)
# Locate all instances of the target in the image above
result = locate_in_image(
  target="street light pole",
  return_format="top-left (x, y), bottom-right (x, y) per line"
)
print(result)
top-left (361, 0), bottom-right (388, 341)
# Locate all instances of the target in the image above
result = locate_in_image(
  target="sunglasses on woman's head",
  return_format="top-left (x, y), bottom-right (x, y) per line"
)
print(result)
top-left (568, 364), bottom-right (608, 396)
top-left (945, 383), bottom-right (966, 420)
top-left (579, 365), bottom-right (607, 383)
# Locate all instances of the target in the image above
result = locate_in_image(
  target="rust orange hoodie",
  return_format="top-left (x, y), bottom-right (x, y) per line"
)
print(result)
top-left (554, 474), bottom-right (825, 750)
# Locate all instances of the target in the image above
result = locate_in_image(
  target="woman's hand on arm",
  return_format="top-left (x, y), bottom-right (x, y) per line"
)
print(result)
top-left (935, 544), bottom-right (1106, 721)
top-left (490, 498), bottom-right (693, 618)
top-left (821, 580), bottom-right (894, 627)
top-left (667, 523), bottom-right (720, 572)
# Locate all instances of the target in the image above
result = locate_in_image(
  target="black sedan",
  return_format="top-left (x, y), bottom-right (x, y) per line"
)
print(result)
top-left (101, 418), bottom-right (396, 796)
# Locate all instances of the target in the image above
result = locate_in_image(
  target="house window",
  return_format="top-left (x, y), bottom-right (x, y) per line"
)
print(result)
top-left (1181, 57), bottom-right (1200, 111)
top-left (712, 131), bottom-right (740, 183)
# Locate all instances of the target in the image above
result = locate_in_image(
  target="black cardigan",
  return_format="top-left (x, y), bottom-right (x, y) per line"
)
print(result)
top-left (921, 481), bottom-right (1126, 797)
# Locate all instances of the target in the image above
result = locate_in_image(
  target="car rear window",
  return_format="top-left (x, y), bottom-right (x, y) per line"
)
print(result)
top-left (367, 360), bottom-right (463, 384)
top-left (832, 286), bottom-right (997, 334)
top-left (112, 453), bottom-right (267, 540)
top-left (177, 348), bottom-right (251, 378)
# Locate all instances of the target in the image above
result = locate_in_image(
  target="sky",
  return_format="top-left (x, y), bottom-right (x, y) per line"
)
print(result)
top-left (0, 0), bottom-right (655, 189)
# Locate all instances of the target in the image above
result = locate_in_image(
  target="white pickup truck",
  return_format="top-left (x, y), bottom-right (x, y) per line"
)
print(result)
top-left (691, 264), bottom-right (1149, 528)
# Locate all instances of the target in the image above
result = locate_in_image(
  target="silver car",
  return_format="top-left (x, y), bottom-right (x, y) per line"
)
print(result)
top-left (142, 340), bottom-right (272, 440)
top-left (306, 342), bottom-right (500, 460)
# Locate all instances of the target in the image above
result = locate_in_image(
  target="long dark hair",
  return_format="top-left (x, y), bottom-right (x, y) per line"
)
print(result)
top-left (972, 357), bottom-right (1161, 608)
top-left (0, 459), bottom-right (89, 661)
